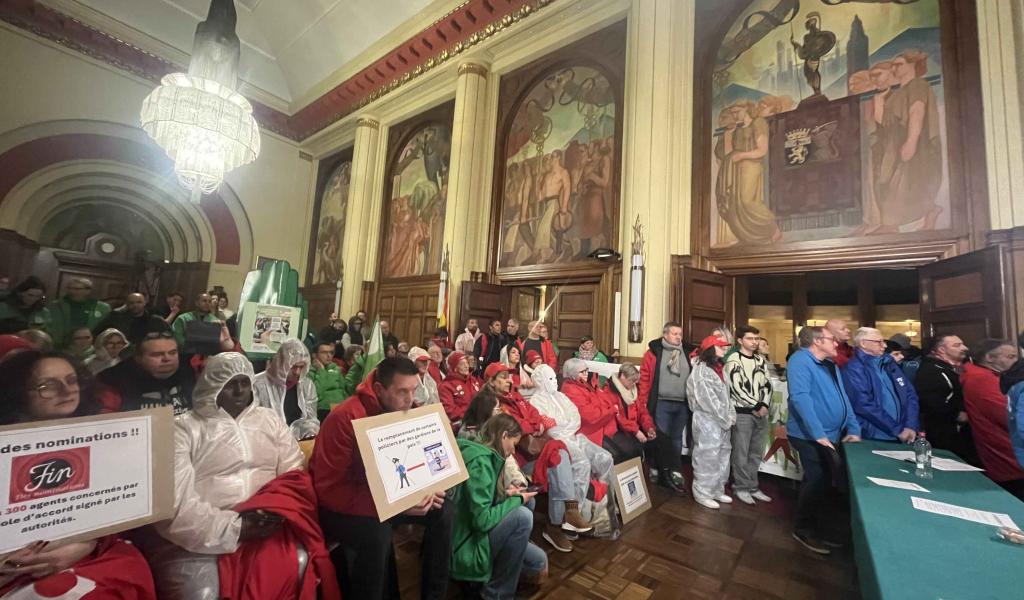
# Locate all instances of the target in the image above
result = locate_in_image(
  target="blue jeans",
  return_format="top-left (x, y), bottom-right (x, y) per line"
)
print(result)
top-left (483, 506), bottom-right (547, 599)
top-left (654, 399), bottom-right (691, 475)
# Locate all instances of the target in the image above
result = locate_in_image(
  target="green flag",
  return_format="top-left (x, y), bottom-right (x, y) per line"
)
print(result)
top-left (361, 318), bottom-right (385, 382)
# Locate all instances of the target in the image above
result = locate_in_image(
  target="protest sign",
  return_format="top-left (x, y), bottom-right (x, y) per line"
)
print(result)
top-left (613, 457), bottom-right (651, 524)
top-left (238, 302), bottom-right (302, 355)
top-left (353, 403), bottom-right (468, 521)
top-left (0, 408), bottom-right (174, 557)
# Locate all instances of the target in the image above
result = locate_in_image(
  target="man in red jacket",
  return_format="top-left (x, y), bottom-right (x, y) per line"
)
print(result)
top-left (825, 319), bottom-right (854, 367)
top-left (310, 357), bottom-right (453, 600)
top-left (962, 339), bottom-right (1024, 499)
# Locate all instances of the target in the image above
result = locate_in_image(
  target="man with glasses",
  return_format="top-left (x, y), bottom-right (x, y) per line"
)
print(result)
top-left (96, 331), bottom-right (195, 415)
top-left (94, 292), bottom-right (170, 345)
top-left (841, 327), bottom-right (919, 443)
top-left (786, 326), bottom-right (861, 555)
top-left (725, 325), bottom-right (774, 505)
top-left (48, 277), bottom-right (110, 350)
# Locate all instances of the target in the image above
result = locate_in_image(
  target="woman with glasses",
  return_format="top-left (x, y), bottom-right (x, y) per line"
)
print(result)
top-left (0, 276), bottom-right (50, 334)
top-left (85, 328), bottom-right (128, 374)
top-left (0, 350), bottom-right (156, 597)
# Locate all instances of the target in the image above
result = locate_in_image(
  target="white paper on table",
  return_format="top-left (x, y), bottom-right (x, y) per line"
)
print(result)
top-left (910, 496), bottom-right (1019, 529)
top-left (931, 457), bottom-right (984, 472)
top-left (872, 450), bottom-right (916, 461)
top-left (866, 476), bottom-right (930, 492)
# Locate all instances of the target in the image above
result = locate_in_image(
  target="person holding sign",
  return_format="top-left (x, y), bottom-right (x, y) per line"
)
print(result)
top-left (0, 350), bottom-right (156, 598)
top-left (452, 413), bottom-right (548, 598)
top-left (310, 357), bottom-right (454, 600)
top-left (253, 339), bottom-right (321, 440)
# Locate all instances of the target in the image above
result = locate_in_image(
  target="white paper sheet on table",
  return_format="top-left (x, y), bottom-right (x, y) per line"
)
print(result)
top-left (872, 450), bottom-right (984, 472)
top-left (866, 476), bottom-right (930, 492)
top-left (872, 450), bottom-right (915, 461)
top-left (910, 496), bottom-right (1018, 529)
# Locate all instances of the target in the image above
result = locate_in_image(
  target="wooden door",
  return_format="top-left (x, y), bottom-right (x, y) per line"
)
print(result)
top-left (547, 284), bottom-right (599, 365)
top-left (376, 280), bottom-right (439, 347)
top-left (680, 266), bottom-right (734, 345)
top-left (511, 287), bottom-right (541, 324)
top-left (919, 246), bottom-right (1007, 345)
top-left (458, 282), bottom-right (511, 332)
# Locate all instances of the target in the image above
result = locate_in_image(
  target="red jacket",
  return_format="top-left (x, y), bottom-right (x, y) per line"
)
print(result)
top-left (515, 337), bottom-right (558, 371)
top-left (499, 391), bottom-right (547, 435)
top-left (219, 470), bottom-right (341, 600)
top-left (605, 376), bottom-right (655, 435)
top-left (562, 379), bottom-right (616, 445)
top-left (438, 372), bottom-right (482, 422)
top-left (310, 370), bottom-right (386, 517)
top-left (962, 363), bottom-right (1024, 482)
top-left (427, 362), bottom-right (444, 385)
top-left (833, 342), bottom-right (855, 368)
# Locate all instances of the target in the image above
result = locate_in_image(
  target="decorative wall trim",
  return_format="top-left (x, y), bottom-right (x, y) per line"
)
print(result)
top-left (355, 118), bottom-right (381, 130)
top-left (457, 62), bottom-right (489, 77)
top-left (0, 0), bottom-right (558, 141)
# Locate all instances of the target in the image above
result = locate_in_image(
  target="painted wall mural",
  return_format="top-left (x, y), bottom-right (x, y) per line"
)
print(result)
top-left (310, 160), bottom-right (351, 286)
top-left (499, 65), bottom-right (619, 268)
top-left (382, 124), bottom-right (451, 279)
top-left (710, 0), bottom-right (949, 249)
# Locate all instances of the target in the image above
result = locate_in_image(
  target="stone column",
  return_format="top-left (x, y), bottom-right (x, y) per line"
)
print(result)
top-left (442, 60), bottom-right (493, 324)
top-left (618, 0), bottom-right (694, 356)
top-left (339, 116), bottom-right (382, 317)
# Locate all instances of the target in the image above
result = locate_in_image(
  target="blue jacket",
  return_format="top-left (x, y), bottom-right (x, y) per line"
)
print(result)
top-left (1009, 382), bottom-right (1024, 470)
top-left (786, 348), bottom-right (861, 443)
top-left (842, 349), bottom-right (920, 441)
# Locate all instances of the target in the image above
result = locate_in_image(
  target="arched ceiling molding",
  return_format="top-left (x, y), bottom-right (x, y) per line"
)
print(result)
top-left (39, 199), bottom-right (175, 262)
top-left (0, 120), bottom-right (252, 266)
top-left (0, 160), bottom-right (214, 263)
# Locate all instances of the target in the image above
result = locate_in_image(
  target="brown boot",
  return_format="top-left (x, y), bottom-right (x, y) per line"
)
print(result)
top-left (542, 524), bottom-right (573, 552)
top-left (561, 500), bottom-right (594, 533)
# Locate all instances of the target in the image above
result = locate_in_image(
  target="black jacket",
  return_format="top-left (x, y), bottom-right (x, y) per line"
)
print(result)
top-left (93, 311), bottom-right (170, 345)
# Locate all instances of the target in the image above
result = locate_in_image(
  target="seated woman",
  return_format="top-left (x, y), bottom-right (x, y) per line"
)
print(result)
top-left (144, 352), bottom-right (338, 600)
top-left (85, 328), bottom-right (128, 374)
top-left (0, 351), bottom-right (156, 599)
top-left (505, 345), bottom-right (535, 396)
top-left (438, 352), bottom-right (482, 425)
top-left (561, 359), bottom-right (617, 447)
top-left (602, 364), bottom-right (657, 463)
top-left (452, 414), bottom-right (547, 598)
top-left (252, 339), bottom-right (320, 440)
top-left (409, 346), bottom-right (440, 406)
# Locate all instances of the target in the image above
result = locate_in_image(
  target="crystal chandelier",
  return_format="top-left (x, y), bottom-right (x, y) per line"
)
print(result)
top-left (140, 0), bottom-right (259, 203)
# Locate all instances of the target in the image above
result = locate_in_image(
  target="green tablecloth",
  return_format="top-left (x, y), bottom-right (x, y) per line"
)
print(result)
top-left (846, 441), bottom-right (1024, 600)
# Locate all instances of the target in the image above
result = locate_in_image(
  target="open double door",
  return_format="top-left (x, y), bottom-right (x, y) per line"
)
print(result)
top-left (680, 246), bottom-right (1009, 345)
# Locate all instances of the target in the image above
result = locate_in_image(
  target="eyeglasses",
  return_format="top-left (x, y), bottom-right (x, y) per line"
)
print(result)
top-left (818, 335), bottom-right (837, 344)
top-left (862, 339), bottom-right (886, 345)
top-left (33, 375), bottom-right (79, 400)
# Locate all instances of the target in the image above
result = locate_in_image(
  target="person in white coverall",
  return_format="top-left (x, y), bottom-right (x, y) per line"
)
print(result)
top-left (688, 335), bottom-right (737, 510)
top-left (253, 339), bottom-right (321, 440)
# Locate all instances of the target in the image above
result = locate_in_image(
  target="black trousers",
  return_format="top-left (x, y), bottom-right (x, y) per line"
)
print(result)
top-left (603, 431), bottom-right (643, 464)
top-left (319, 501), bottom-right (454, 600)
top-left (790, 437), bottom-right (849, 536)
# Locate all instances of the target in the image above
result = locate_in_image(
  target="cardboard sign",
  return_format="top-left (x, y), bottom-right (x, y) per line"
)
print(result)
top-left (0, 408), bottom-right (174, 557)
top-left (239, 301), bottom-right (302, 355)
top-left (613, 457), bottom-right (652, 524)
top-left (353, 403), bottom-right (468, 522)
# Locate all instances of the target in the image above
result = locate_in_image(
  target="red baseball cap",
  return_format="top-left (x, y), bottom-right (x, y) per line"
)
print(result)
top-left (525, 350), bottom-right (542, 365)
top-left (484, 362), bottom-right (514, 380)
top-left (699, 335), bottom-right (731, 352)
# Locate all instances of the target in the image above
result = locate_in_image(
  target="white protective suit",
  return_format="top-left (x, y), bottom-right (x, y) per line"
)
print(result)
top-left (687, 360), bottom-right (737, 502)
top-left (159, 352), bottom-right (304, 554)
top-left (84, 328), bottom-right (126, 374)
top-left (252, 339), bottom-right (320, 440)
top-left (527, 364), bottom-right (614, 498)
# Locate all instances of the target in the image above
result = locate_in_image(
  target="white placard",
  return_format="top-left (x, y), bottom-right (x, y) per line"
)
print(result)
top-left (584, 360), bottom-right (621, 379)
top-left (866, 476), bottom-right (930, 492)
top-left (0, 412), bottom-right (170, 555)
top-left (613, 457), bottom-right (652, 524)
top-left (910, 496), bottom-right (1018, 529)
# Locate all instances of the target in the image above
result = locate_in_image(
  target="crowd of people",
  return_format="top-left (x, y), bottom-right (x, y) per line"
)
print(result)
top-left (2, 273), bottom-right (1024, 599)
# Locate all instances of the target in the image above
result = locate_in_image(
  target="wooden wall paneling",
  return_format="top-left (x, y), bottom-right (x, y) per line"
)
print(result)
top-left (375, 280), bottom-right (439, 348)
top-left (0, 229), bottom-right (40, 286)
top-left (549, 283), bottom-right (599, 365)
top-left (301, 286), bottom-right (339, 336)
top-left (988, 226), bottom-right (1024, 338)
top-left (360, 281), bottom-right (376, 319)
top-left (734, 276), bottom-right (749, 327)
top-left (511, 287), bottom-right (541, 325)
top-left (918, 246), bottom-right (1007, 345)
top-left (458, 282), bottom-right (512, 331)
top-left (160, 263), bottom-right (211, 309)
top-left (680, 266), bottom-right (734, 344)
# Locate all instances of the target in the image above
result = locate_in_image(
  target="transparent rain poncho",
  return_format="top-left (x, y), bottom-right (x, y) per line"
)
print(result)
top-left (252, 339), bottom-right (321, 440)
top-left (687, 361), bottom-right (737, 502)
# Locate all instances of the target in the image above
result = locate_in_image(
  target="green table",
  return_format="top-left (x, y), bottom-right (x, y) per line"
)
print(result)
top-left (846, 441), bottom-right (1024, 600)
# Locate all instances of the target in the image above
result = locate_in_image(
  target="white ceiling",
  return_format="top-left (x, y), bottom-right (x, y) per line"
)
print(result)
top-left (44, 0), bottom-right (439, 108)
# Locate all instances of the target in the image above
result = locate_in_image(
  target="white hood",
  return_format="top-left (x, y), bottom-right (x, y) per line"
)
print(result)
top-left (191, 352), bottom-right (255, 419)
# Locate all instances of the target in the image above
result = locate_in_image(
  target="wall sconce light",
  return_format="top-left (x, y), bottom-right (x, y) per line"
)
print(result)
top-left (587, 247), bottom-right (622, 261)
top-left (629, 215), bottom-right (645, 343)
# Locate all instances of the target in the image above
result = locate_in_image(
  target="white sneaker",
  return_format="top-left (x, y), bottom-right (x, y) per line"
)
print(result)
top-left (715, 494), bottom-right (733, 504)
top-left (751, 490), bottom-right (773, 503)
top-left (694, 496), bottom-right (720, 510)
top-left (735, 491), bottom-right (755, 505)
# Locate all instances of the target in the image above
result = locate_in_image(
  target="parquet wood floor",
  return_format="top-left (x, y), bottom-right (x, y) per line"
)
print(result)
top-left (395, 473), bottom-right (861, 599)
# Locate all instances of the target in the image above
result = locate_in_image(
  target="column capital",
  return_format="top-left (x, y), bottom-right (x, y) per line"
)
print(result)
top-left (457, 62), bottom-right (490, 78)
top-left (355, 116), bottom-right (380, 130)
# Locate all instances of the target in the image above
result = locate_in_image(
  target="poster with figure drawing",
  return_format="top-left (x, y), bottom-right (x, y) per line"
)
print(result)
top-left (382, 124), bottom-right (451, 279)
top-left (709, 0), bottom-right (950, 249)
top-left (499, 65), bottom-right (620, 268)
top-left (353, 404), bottom-right (467, 521)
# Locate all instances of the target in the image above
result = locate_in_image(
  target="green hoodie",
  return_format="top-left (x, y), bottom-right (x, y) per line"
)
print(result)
top-left (307, 361), bottom-right (363, 411)
top-left (450, 438), bottom-right (523, 583)
top-left (49, 296), bottom-right (110, 348)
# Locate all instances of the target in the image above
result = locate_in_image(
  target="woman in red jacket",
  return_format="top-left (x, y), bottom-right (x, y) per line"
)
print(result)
top-left (560, 359), bottom-right (617, 447)
top-left (438, 352), bottom-right (482, 425)
top-left (602, 363), bottom-right (657, 463)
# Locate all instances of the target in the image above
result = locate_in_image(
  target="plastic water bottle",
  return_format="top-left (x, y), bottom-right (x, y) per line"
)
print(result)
top-left (914, 432), bottom-right (933, 479)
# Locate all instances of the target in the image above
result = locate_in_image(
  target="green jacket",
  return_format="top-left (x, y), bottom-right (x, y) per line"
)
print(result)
top-left (49, 297), bottom-right (110, 348)
top-left (451, 438), bottom-right (523, 583)
top-left (308, 362), bottom-right (358, 411)
top-left (0, 298), bottom-right (51, 332)
top-left (170, 311), bottom-right (219, 346)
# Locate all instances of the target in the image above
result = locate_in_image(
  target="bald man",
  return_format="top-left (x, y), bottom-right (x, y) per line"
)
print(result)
top-left (825, 319), bottom-right (855, 367)
top-left (94, 292), bottom-right (171, 345)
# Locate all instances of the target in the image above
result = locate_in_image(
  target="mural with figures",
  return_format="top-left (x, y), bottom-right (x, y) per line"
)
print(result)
top-left (499, 66), bottom-right (619, 268)
top-left (310, 160), bottom-right (350, 286)
top-left (383, 125), bottom-right (451, 279)
top-left (710, 0), bottom-right (949, 249)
